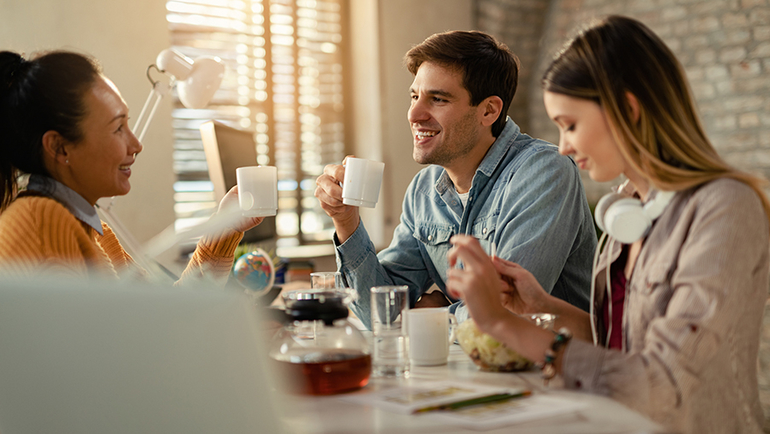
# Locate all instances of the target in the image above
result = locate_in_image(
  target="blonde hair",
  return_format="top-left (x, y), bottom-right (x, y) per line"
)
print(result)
top-left (542, 15), bottom-right (770, 222)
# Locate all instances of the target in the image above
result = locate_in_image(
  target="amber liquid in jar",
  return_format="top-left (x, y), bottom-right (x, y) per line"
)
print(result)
top-left (274, 349), bottom-right (371, 395)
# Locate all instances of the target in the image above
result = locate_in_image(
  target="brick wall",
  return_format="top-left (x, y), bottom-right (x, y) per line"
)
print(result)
top-left (478, 2), bottom-right (770, 429)
top-left (475, 0), bottom-right (552, 134)
top-left (479, 0), bottom-right (770, 204)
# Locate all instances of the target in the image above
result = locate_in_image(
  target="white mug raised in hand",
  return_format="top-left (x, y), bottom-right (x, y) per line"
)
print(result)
top-left (236, 166), bottom-right (278, 217)
top-left (341, 158), bottom-right (385, 208)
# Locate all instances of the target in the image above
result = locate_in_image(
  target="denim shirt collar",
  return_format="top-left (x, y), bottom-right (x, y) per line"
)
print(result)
top-left (434, 117), bottom-right (519, 195)
top-left (27, 174), bottom-right (104, 235)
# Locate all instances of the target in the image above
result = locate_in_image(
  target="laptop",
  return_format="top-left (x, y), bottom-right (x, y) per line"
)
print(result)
top-left (0, 275), bottom-right (287, 434)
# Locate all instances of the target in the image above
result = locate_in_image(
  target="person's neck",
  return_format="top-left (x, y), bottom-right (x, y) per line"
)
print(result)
top-left (625, 170), bottom-right (650, 201)
top-left (445, 136), bottom-right (496, 194)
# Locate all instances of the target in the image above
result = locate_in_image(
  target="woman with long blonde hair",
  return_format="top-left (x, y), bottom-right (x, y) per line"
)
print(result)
top-left (447, 15), bottom-right (769, 433)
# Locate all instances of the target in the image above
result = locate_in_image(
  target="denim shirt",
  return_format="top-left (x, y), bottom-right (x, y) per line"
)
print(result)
top-left (335, 118), bottom-right (596, 328)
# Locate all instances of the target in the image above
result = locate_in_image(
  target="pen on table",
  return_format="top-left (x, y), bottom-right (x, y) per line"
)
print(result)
top-left (414, 390), bottom-right (531, 413)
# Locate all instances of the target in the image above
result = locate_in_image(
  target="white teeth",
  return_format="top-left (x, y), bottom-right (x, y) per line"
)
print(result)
top-left (119, 165), bottom-right (130, 170)
top-left (416, 131), bottom-right (437, 138)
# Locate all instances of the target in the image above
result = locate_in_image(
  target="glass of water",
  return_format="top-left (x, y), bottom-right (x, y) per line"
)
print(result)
top-left (310, 271), bottom-right (343, 290)
top-left (370, 285), bottom-right (410, 378)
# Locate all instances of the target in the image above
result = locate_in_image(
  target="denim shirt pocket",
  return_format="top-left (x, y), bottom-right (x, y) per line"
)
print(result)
top-left (413, 224), bottom-right (454, 280)
top-left (470, 218), bottom-right (497, 253)
top-left (413, 224), bottom-right (453, 247)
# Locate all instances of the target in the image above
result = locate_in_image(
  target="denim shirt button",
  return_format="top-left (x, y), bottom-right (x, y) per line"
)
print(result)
top-left (482, 228), bottom-right (488, 234)
top-left (428, 235), bottom-right (433, 241)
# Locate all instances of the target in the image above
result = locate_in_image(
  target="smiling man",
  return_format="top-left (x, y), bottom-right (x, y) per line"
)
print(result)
top-left (314, 31), bottom-right (596, 328)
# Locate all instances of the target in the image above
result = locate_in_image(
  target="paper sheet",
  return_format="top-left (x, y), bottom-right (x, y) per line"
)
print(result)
top-left (340, 380), bottom-right (586, 430)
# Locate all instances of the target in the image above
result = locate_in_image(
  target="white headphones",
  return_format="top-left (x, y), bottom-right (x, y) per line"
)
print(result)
top-left (589, 183), bottom-right (675, 345)
top-left (594, 184), bottom-right (675, 244)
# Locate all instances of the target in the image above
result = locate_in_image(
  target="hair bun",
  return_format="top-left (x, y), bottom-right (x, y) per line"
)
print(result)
top-left (0, 51), bottom-right (29, 93)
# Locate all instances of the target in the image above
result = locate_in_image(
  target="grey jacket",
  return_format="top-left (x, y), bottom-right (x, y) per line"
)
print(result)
top-left (562, 178), bottom-right (769, 433)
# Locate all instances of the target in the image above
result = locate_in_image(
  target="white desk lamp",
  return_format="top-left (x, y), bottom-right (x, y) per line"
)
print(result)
top-left (132, 48), bottom-right (225, 142)
top-left (97, 49), bottom-right (225, 278)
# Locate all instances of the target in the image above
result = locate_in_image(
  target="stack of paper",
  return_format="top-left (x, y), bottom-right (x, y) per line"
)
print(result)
top-left (342, 380), bottom-right (586, 430)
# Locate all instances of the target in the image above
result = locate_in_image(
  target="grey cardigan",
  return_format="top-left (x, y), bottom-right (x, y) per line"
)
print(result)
top-left (561, 178), bottom-right (769, 433)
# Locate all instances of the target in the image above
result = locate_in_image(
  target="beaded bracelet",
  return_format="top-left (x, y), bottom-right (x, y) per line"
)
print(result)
top-left (541, 327), bottom-right (572, 386)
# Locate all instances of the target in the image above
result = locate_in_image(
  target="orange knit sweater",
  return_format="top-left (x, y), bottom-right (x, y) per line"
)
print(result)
top-left (0, 195), bottom-right (243, 283)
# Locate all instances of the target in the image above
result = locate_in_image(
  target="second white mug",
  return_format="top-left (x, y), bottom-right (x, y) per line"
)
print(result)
top-left (406, 308), bottom-right (457, 367)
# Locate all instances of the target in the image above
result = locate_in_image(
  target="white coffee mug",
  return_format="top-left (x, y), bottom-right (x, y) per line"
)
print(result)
top-left (341, 158), bottom-right (385, 208)
top-left (406, 308), bottom-right (458, 366)
top-left (236, 166), bottom-right (278, 217)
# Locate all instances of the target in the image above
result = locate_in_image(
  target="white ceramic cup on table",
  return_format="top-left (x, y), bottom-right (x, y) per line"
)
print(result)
top-left (341, 158), bottom-right (385, 208)
top-left (406, 308), bottom-right (458, 366)
top-left (236, 166), bottom-right (277, 217)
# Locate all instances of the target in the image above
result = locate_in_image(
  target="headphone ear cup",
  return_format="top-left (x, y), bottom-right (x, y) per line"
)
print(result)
top-left (643, 190), bottom-right (676, 221)
top-left (594, 192), bottom-right (625, 232)
top-left (603, 198), bottom-right (651, 244)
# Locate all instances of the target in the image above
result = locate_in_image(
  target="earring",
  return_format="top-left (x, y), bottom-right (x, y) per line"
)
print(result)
top-left (65, 159), bottom-right (69, 164)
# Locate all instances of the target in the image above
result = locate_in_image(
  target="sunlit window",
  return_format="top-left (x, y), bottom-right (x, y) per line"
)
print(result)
top-left (166, 0), bottom-right (346, 247)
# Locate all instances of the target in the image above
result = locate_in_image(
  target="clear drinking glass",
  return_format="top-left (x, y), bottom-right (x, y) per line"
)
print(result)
top-left (370, 285), bottom-right (410, 377)
top-left (310, 272), bottom-right (343, 290)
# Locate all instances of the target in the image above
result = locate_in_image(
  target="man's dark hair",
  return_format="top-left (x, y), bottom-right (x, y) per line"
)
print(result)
top-left (404, 30), bottom-right (519, 137)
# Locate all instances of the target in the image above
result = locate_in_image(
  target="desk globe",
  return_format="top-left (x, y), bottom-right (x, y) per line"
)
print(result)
top-left (232, 248), bottom-right (275, 294)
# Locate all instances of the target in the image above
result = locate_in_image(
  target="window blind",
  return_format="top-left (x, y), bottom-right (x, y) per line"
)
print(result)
top-left (165, 0), bottom-right (346, 246)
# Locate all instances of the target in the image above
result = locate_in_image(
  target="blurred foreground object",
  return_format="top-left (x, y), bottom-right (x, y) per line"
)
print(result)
top-left (0, 275), bottom-right (287, 434)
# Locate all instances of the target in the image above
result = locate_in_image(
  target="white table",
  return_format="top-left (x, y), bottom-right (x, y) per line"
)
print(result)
top-left (279, 343), bottom-right (664, 434)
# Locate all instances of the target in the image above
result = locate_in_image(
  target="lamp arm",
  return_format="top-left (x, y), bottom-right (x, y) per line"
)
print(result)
top-left (96, 67), bottom-right (175, 278)
top-left (96, 50), bottom-right (224, 283)
top-left (133, 80), bottom-right (173, 143)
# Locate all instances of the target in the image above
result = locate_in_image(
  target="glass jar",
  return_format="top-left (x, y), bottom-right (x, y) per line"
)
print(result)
top-left (269, 289), bottom-right (370, 395)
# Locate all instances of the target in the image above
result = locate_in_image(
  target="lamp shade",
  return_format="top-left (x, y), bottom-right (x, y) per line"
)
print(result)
top-left (155, 48), bottom-right (225, 109)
